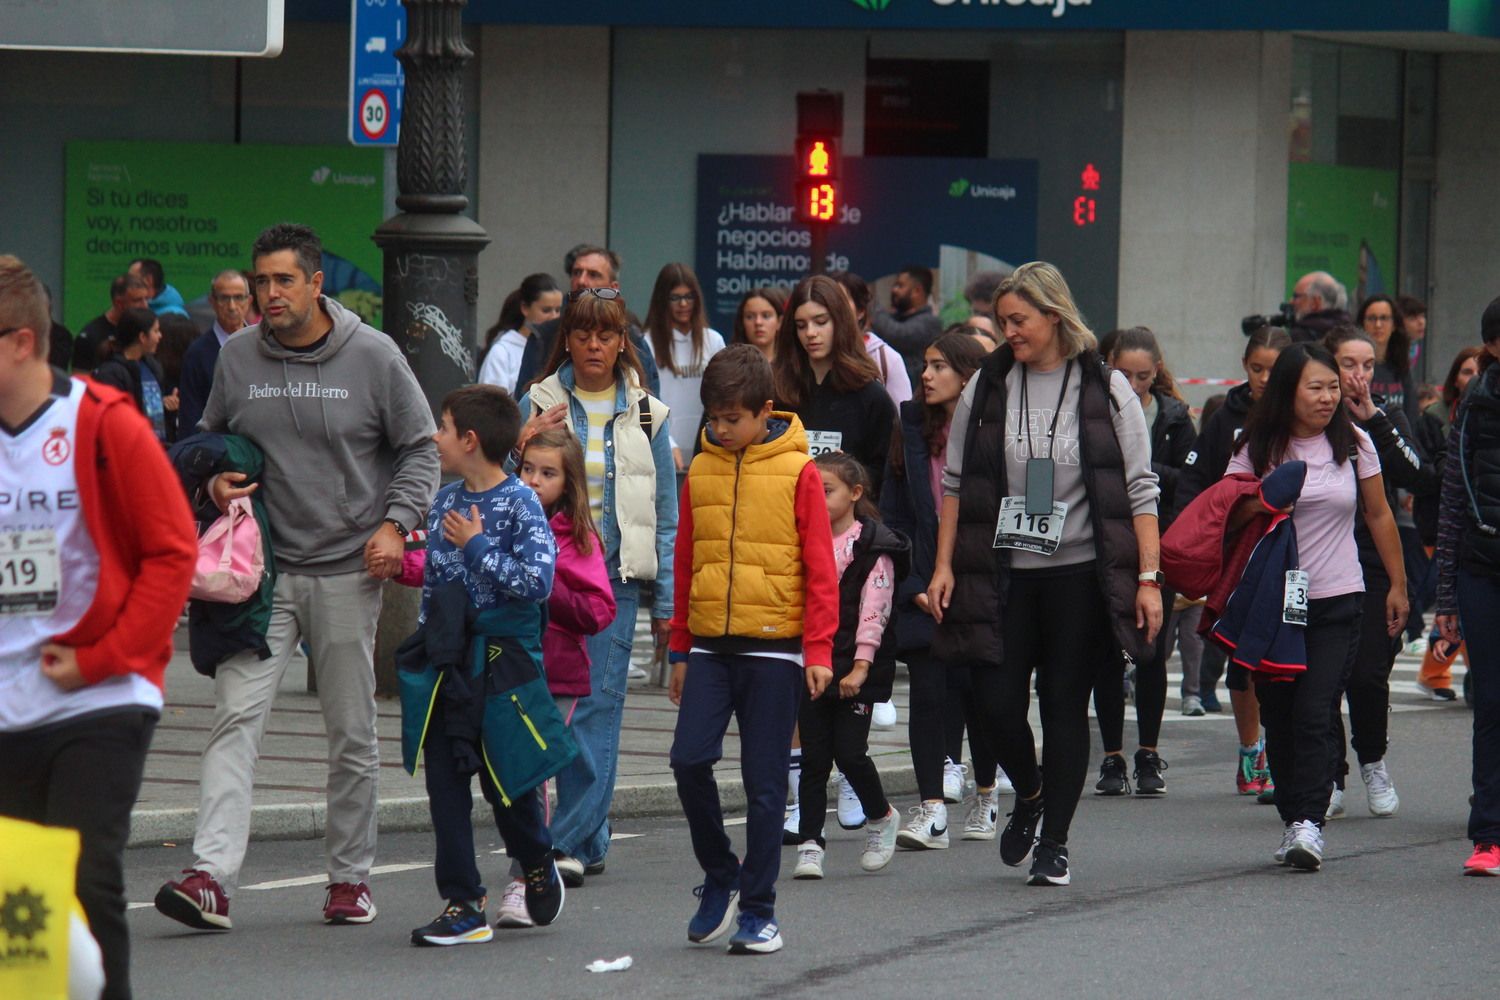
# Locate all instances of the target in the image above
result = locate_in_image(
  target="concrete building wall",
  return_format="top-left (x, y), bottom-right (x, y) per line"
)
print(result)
top-left (1117, 31), bottom-right (1292, 394)
top-left (475, 25), bottom-right (612, 336)
top-left (1431, 53), bottom-right (1500, 366)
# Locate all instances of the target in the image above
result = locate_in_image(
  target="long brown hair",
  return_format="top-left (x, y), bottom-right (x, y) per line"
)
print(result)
top-left (1443, 345), bottom-right (1486, 407)
top-left (734, 286), bottom-right (787, 346)
top-left (535, 293), bottom-right (649, 391)
top-left (644, 263), bottom-right (708, 377)
top-left (773, 274), bottom-right (879, 409)
top-left (521, 426), bottom-right (599, 555)
top-left (1109, 326), bottom-right (1184, 402)
top-left (889, 331), bottom-right (986, 478)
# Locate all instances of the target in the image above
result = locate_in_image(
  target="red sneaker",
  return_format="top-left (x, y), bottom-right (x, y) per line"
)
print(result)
top-left (324, 881), bottom-right (377, 924)
top-left (1464, 843), bottom-right (1500, 876)
top-left (1236, 749), bottom-right (1262, 795)
top-left (154, 869), bottom-right (232, 930)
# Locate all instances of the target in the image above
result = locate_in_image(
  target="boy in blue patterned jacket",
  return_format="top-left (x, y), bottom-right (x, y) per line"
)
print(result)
top-left (409, 385), bottom-right (563, 946)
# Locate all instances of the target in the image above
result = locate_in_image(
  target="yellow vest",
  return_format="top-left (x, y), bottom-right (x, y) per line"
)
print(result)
top-left (686, 412), bottom-right (812, 640)
top-left (0, 817), bottom-right (79, 999)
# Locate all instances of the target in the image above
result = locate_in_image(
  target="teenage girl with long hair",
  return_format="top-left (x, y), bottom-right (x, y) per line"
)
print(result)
top-left (479, 273), bottom-right (562, 395)
top-left (734, 286), bottom-right (786, 363)
top-left (642, 263), bottom-right (725, 473)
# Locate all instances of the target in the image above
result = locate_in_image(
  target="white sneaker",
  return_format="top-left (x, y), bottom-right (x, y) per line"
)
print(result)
top-left (1274, 826), bottom-right (1298, 866)
top-left (1360, 760), bottom-right (1400, 816)
top-left (1181, 695), bottom-right (1206, 717)
top-left (627, 664), bottom-right (649, 681)
top-left (1325, 787), bottom-right (1345, 820)
top-left (1284, 820), bottom-right (1324, 871)
top-left (495, 878), bottom-right (533, 928)
top-left (962, 787), bottom-right (999, 841)
top-left (860, 808), bottom-right (898, 872)
top-left (793, 841), bottom-right (825, 880)
top-left (994, 771), bottom-right (1015, 795)
top-left (871, 701), bottom-right (898, 728)
top-left (783, 805), bottom-right (801, 845)
top-left (836, 775), bottom-right (866, 830)
top-left (942, 759), bottom-right (968, 804)
top-left (895, 801), bottom-right (950, 850)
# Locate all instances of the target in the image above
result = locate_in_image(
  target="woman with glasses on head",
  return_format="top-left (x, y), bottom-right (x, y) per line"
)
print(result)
top-left (642, 263), bottom-right (724, 476)
top-left (927, 262), bottom-right (1162, 886)
top-left (515, 289), bottom-right (677, 888)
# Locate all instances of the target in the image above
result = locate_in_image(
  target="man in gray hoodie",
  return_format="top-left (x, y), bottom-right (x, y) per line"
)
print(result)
top-left (154, 223), bottom-right (439, 932)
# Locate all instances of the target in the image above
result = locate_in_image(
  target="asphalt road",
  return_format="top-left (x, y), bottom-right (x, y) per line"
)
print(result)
top-left (124, 700), bottom-right (1495, 1000)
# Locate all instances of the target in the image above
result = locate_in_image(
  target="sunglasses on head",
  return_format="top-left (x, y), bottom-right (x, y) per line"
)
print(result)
top-left (571, 287), bottom-right (621, 302)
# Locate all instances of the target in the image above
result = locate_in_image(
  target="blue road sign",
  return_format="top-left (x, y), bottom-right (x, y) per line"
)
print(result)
top-left (349, 0), bottom-right (404, 146)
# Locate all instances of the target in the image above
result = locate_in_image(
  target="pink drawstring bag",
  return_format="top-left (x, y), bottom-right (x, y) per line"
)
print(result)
top-left (190, 497), bottom-right (265, 603)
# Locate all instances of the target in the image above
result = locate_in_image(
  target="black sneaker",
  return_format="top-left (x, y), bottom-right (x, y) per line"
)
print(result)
top-left (523, 860), bottom-right (565, 927)
top-left (999, 793), bottom-right (1044, 867)
top-left (1026, 839), bottom-right (1071, 886)
top-left (583, 859), bottom-right (606, 877)
top-left (410, 898), bottom-right (492, 946)
top-left (1133, 749), bottom-right (1168, 795)
top-left (1095, 754), bottom-right (1131, 796)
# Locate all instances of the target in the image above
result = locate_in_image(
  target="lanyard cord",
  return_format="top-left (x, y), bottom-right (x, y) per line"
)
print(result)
top-left (1018, 360), bottom-right (1073, 461)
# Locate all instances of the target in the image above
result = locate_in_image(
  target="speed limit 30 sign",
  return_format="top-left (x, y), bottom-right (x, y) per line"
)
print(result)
top-left (349, 0), bottom-right (403, 147)
top-left (358, 89), bottom-right (390, 141)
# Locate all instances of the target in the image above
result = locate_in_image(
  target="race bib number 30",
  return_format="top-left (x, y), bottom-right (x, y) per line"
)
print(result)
top-left (0, 530), bottom-right (61, 615)
top-left (993, 497), bottom-right (1069, 555)
top-left (806, 430), bottom-right (843, 457)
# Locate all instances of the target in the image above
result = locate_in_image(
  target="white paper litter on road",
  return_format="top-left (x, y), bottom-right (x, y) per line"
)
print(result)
top-left (586, 956), bottom-right (633, 973)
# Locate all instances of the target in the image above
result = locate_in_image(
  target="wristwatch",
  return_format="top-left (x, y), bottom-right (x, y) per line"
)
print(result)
top-left (1138, 570), bottom-right (1164, 588)
top-left (383, 517), bottom-right (409, 539)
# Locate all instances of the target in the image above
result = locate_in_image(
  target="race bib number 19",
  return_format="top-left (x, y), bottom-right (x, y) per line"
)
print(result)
top-left (0, 530), bottom-right (61, 615)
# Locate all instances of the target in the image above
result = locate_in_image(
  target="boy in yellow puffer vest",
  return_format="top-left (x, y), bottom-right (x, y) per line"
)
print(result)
top-left (668, 344), bottom-right (838, 955)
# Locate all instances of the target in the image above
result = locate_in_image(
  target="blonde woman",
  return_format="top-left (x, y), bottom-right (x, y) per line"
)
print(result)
top-left (926, 261), bottom-right (1162, 886)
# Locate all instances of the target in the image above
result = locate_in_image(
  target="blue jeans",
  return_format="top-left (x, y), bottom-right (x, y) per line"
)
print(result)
top-left (1459, 566), bottom-right (1500, 844)
top-left (670, 651), bottom-right (803, 920)
top-left (550, 577), bottom-right (639, 865)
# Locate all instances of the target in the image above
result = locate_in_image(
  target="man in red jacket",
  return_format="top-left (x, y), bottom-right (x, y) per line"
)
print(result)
top-left (0, 255), bottom-right (197, 1000)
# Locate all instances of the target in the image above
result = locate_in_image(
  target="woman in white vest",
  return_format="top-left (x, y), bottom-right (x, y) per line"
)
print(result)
top-left (516, 289), bottom-right (676, 887)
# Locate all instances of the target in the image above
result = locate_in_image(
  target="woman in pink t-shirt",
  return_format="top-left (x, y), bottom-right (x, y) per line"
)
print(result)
top-left (1225, 343), bottom-right (1407, 872)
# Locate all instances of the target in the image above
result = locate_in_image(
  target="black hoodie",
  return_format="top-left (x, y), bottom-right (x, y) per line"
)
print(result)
top-left (1174, 381), bottom-right (1254, 519)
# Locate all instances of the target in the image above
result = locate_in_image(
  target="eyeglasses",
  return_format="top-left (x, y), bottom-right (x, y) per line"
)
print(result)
top-left (569, 328), bottom-right (620, 347)
top-left (571, 287), bottom-right (621, 302)
top-left (668, 293), bottom-right (697, 305)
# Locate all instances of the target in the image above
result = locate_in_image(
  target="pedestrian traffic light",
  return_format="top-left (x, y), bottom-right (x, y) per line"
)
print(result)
top-left (796, 91), bottom-right (843, 225)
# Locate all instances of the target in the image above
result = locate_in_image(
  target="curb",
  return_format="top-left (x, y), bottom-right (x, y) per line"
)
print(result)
top-left (128, 756), bottom-right (919, 849)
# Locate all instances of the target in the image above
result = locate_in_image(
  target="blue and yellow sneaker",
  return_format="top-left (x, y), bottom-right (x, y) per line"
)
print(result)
top-left (410, 898), bottom-right (491, 946)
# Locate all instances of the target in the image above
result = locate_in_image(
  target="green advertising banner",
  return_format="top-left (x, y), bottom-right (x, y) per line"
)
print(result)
top-left (1286, 162), bottom-right (1400, 305)
top-left (64, 141), bottom-right (385, 331)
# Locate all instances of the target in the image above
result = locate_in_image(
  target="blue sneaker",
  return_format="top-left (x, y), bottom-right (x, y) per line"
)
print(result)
top-left (727, 912), bottom-right (783, 954)
top-left (410, 898), bottom-right (492, 947)
top-left (687, 881), bottom-right (738, 944)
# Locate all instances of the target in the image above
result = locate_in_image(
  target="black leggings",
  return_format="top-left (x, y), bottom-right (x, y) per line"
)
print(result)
top-left (907, 653), bottom-right (998, 800)
top-left (972, 564), bottom-right (1111, 846)
top-left (1093, 586), bottom-right (1173, 752)
top-left (1255, 593), bottom-right (1362, 827)
top-left (1334, 572), bottom-right (1399, 787)
top-left (797, 695), bottom-right (888, 845)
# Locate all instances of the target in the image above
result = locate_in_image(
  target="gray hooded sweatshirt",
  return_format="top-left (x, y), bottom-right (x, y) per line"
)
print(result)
top-left (201, 296), bottom-right (439, 575)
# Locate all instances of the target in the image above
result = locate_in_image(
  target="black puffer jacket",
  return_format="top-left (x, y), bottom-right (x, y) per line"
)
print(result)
top-left (1148, 390), bottom-right (1196, 533)
top-left (1352, 399), bottom-right (1438, 575)
top-left (932, 347), bottom-right (1149, 666)
top-left (880, 400), bottom-right (941, 652)
top-left (831, 517), bottom-right (912, 704)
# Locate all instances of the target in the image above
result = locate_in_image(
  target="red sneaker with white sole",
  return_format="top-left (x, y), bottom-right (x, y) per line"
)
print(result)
top-left (154, 869), bottom-right (232, 931)
top-left (323, 881), bottom-right (377, 924)
top-left (1463, 843), bottom-right (1500, 876)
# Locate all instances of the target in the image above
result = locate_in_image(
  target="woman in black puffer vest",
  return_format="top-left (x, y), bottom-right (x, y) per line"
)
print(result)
top-left (927, 262), bottom-right (1162, 887)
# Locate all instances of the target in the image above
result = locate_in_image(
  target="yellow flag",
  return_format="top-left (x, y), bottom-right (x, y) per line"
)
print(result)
top-left (0, 816), bottom-right (78, 1000)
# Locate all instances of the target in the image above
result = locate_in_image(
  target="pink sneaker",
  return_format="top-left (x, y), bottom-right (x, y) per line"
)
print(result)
top-left (1464, 843), bottom-right (1500, 876)
top-left (323, 881), bottom-right (377, 924)
top-left (154, 869), bottom-right (232, 930)
top-left (495, 878), bottom-right (533, 928)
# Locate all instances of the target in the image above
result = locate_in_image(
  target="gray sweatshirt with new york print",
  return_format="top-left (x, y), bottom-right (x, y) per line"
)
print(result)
top-left (201, 296), bottom-right (439, 574)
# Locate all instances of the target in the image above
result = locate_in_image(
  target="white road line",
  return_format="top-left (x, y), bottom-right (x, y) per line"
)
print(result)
top-left (240, 862), bottom-right (432, 891)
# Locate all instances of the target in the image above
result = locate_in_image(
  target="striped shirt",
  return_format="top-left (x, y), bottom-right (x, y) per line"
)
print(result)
top-left (573, 383), bottom-right (616, 524)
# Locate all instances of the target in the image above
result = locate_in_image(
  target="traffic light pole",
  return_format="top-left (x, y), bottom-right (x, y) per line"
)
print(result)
top-left (810, 223), bottom-right (828, 276)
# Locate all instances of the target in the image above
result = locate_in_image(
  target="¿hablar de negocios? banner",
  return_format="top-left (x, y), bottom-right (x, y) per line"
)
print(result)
top-left (696, 154), bottom-right (1039, 336)
top-left (64, 140), bottom-right (385, 332)
top-left (1286, 161), bottom-right (1399, 307)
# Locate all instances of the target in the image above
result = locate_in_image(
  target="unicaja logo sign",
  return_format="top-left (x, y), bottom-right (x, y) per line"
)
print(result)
top-left (949, 178), bottom-right (970, 198)
top-left (848, 0), bottom-right (893, 9)
top-left (931, 0), bottom-right (1093, 18)
top-left (311, 166), bottom-right (332, 185)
